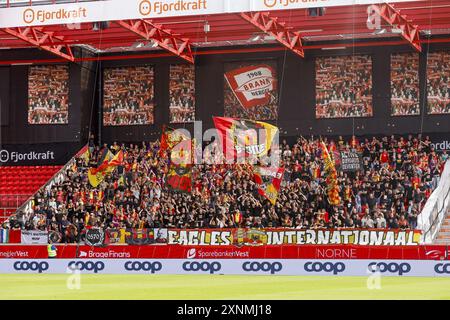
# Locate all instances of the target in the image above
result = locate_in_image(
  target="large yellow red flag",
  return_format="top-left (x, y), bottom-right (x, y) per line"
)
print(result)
top-left (213, 117), bottom-right (278, 162)
top-left (320, 142), bottom-right (341, 206)
top-left (88, 150), bottom-right (124, 188)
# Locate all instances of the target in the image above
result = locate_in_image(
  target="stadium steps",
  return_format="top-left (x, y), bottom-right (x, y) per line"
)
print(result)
top-left (434, 214), bottom-right (450, 245)
top-left (0, 166), bottom-right (61, 217)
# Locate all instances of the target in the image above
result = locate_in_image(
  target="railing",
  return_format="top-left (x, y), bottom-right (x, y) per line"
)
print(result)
top-left (418, 160), bottom-right (450, 244)
top-left (17, 157), bottom-right (76, 220)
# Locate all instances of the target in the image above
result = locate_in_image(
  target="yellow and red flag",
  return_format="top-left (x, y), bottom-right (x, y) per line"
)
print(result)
top-left (320, 142), bottom-right (341, 206)
top-left (253, 166), bottom-right (285, 205)
top-left (213, 117), bottom-right (278, 162)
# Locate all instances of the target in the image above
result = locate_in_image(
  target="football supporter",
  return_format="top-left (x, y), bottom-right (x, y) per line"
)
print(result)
top-left (5, 134), bottom-right (446, 243)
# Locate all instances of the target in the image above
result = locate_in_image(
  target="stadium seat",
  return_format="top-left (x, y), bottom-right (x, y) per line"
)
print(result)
top-left (0, 166), bottom-right (61, 211)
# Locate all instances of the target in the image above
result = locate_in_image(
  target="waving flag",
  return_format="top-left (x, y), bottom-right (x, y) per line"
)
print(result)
top-left (320, 142), bottom-right (341, 206)
top-left (159, 125), bottom-right (190, 158)
top-left (88, 150), bottom-right (124, 188)
top-left (224, 64), bottom-right (277, 109)
top-left (75, 144), bottom-right (90, 165)
top-left (253, 166), bottom-right (285, 205)
top-left (213, 117), bottom-right (278, 162)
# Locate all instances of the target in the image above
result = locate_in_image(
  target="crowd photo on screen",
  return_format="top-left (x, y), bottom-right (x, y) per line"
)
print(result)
top-left (316, 55), bottom-right (373, 119)
top-left (4, 132), bottom-right (448, 243)
top-left (224, 61), bottom-right (279, 121)
top-left (169, 64), bottom-right (196, 123)
top-left (28, 65), bottom-right (69, 125)
top-left (427, 51), bottom-right (450, 115)
top-left (391, 53), bottom-right (420, 116)
top-left (103, 66), bottom-right (155, 126)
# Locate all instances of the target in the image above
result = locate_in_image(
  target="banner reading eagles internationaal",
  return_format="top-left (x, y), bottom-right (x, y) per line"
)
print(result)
top-left (224, 64), bottom-right (277, 109)
top-left (254, 166), bottom-right (285, 205)
top-left (213, 117), bottom-right (278, 161)
top-left (166, 228), bottom-right (422, 246)
top-left (88, 150), bottom-right (123, 187)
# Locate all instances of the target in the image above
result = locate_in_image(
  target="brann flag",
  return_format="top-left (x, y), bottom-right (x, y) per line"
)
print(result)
top-left (88, 150), bottom-right (124, 188)
top-left (320, 142), bottom-right (341, 206)
top-left (213, 117), bottom-right (278, 162)
top-left (224, 64), bottom-right (277, 109)
top-left (253, 166), bottom-right (285, 205)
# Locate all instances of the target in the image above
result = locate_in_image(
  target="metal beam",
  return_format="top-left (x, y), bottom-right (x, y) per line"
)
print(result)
top-left (114, 20), bottom-right (194, 64)
top-left (2, 27), bottom-right (74, 61)
top-left (371, 3), bottom-right (422, 52)
top-left (239, 11), bottom-right (304, 58)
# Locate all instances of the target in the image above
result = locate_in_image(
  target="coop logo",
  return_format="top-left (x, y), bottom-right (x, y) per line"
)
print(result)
top-left (242, 261), bottom-right (282, 274)
top-left (23, 9), bottom-right (35, 24)
top-left (139, 0), bottom-right (208, 16)
top-left (304, 262), bottom-right (346, 275)
top-left (22, 6), bottom-right (87, 24)
top-left (67, 261), bottom-right (105, 273)
top-left (13, 261), bottom-right (49, 273)
top-left (182, 261), bottom-right (221, 274)
top-left (434, 263), bottom-right (450, 274)
top-left (368, 262), bottom-right (411, 276)
top-left (124, 261), bottom-right (163, 274)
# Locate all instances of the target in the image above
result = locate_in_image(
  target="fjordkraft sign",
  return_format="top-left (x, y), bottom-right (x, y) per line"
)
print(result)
top-left (0, 0), bottom-right (420, 28)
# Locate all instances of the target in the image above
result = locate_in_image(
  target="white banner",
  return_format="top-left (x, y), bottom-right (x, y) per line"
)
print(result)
top-left (0, 259), bottom-right (449, 277)
top-left (20, 230), bottom-right (48, 245)
top-left (0, 0), bottom-right (420, 28)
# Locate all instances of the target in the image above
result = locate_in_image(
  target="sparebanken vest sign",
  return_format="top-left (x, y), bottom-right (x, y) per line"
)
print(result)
top-left (0, 0), bottom-right (420, 28)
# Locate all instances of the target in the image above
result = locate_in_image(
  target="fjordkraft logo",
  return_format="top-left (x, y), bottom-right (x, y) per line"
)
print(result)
top-left (0, 150), bottom-right (9, 163)
top-left (23, 8), bottom-right (35, 24)
top-left (139, 0), bottom-right (152, 15)
top-left (264, 0), bottom-right (277, 8)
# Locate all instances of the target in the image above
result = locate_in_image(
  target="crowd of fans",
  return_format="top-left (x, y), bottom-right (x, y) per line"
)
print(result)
top-left (391, 53), bottom-right (420, 116)
top-left (4, 133), bottom-right (448, 243)
top-left (316, 55), bottom-right (373, 119)
top-left (169, 65), bottom-right (196, 123)
top-left (103, 66), bottom-right (155, 126)
top-left (427, 52), bottom-right (450, 115)
top-left (28, 65), bottom-right (69, 125)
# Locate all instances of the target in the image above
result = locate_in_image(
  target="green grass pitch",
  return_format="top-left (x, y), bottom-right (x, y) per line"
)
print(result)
top-left (0, 275), bottom-right (449, 300)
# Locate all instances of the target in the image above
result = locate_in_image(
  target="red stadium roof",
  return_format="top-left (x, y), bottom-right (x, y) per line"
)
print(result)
top-left (0, 0), bottom-right (450, 63)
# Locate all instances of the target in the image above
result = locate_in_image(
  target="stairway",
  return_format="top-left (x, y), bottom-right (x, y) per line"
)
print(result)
top-left (434, 211), bottom-right (450, 245)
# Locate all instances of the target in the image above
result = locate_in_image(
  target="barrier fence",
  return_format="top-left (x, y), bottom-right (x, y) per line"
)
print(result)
top-left (419, 160), bottom-right (450, 243)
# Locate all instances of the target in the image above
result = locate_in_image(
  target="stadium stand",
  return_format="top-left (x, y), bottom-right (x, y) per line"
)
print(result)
top-left (0, 166), bottom-right (61, 223)
top-left (3, 134), bottom-right (447, 244)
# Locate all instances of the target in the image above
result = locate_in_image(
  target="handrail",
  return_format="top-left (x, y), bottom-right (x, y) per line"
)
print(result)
top-left (12, 146), bottom-right (84, 220)
top-left (418, 160), bottom-right (450, 244)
